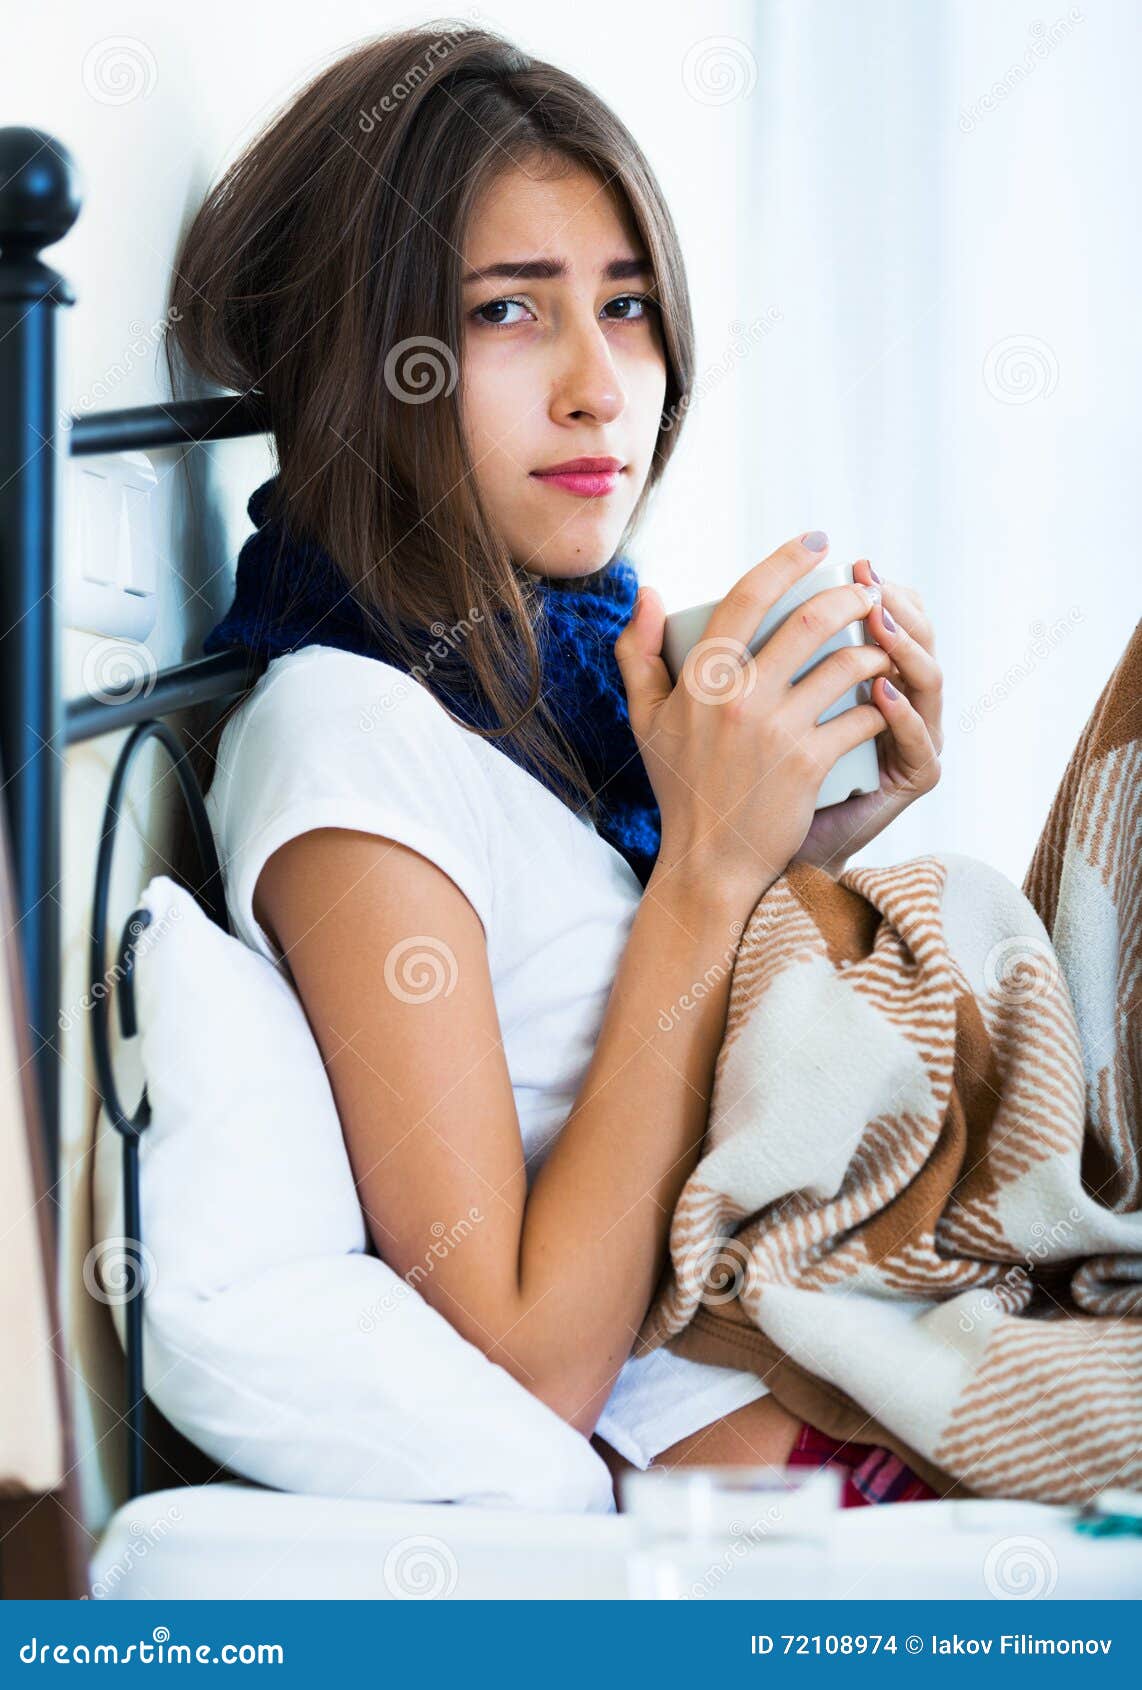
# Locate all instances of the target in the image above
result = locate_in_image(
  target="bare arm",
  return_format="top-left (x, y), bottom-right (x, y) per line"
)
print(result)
top-left (253, 535), bottom-right (890, 1436)
top-left (254, 825), bottom-right (753, 1436)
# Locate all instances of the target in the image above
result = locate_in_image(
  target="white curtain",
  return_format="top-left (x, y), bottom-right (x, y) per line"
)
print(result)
top-left (641, 0), bottom-right (1139, 884)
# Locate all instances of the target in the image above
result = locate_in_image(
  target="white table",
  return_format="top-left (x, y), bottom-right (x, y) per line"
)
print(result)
top-left (91, 1484), bottom-right (1142, 1601)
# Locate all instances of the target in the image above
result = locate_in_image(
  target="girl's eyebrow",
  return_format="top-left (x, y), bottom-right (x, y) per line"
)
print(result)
top-left (460, 256), bottom-right (653, 284)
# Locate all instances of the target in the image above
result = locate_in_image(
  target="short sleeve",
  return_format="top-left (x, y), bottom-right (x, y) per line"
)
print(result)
top-left (205, 646), bottom-right (496, 966)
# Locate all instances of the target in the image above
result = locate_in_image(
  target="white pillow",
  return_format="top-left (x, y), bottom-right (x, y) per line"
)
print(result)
top-left (91, 874), bottom-right (614, 1514)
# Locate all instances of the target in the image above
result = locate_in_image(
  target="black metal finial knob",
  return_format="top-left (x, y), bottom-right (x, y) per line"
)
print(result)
top-left (0, 128), bottom-right (81, 256)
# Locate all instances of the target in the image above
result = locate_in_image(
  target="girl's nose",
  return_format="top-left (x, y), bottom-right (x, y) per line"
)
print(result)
top-left (550, 319), bottom-right (626, 425)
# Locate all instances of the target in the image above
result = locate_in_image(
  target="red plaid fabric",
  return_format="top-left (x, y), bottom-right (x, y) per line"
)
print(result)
top-left (786, 1422), bottom-right (940, 1507)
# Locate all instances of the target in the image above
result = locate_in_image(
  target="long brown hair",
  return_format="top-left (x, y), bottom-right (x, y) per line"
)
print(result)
top-left (168, 20), bottom-right (694, 819)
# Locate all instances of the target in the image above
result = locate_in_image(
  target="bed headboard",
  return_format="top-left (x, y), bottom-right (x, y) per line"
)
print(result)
top-left (0, 124), bottom-right (270, 1551)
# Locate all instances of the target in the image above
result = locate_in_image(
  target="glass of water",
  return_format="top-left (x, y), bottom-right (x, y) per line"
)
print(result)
top-left (620, 1463), bottom-right (843, 1600)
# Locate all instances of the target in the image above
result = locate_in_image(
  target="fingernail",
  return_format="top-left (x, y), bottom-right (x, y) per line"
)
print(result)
top-left (867, 562), bottom-right (882, 583)
top-left (881, 606), bottom-right (897, 632)
top-left (883, 678), bottom-right (898, 699)
top-left (801, 531), bottom-right (829, 551)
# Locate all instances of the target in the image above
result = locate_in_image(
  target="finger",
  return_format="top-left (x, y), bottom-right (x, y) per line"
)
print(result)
top-left (809, 700), bottom-right (889, 770)
top-left (871, 676), bottom-right (941, 790)
top-left (861, 590), bottom-right (942, 717)
top-left (700, 532), bottom-right (838, 653)
top-left (613, 586), bottom-right (673, 733)
top-left (789, 639), bottom-right (895, 725)
top-left (853, 561), bottom-right (935, 654)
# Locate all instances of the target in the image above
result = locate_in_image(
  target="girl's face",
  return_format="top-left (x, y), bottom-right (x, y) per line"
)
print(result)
top-left (460, 159), bottom-right (668, 580)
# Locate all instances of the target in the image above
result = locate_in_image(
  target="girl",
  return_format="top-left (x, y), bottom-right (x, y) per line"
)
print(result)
top-left (170, 22), bottom-right (943, 1506)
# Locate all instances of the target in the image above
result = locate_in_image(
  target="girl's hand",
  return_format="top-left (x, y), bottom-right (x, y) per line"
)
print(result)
top-left (615, 535), bottom-right (895, 911)
top-left (792, 558), bottom-right (943, 874)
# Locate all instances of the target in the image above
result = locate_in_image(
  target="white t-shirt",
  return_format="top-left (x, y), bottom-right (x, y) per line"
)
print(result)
top-left (204, 644), bottom-right (769, 1469)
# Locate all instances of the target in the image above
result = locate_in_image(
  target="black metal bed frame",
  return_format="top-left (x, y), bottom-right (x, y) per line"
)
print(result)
top-left (0, 127), bottom-right (269, 1501)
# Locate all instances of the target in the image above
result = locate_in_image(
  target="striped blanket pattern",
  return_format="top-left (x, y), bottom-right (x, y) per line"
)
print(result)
top-left (639, 621), bottom-right (1142, 1504)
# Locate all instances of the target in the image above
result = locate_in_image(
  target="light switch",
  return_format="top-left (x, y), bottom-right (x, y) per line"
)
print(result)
top-left (122, 480), bottom-right (157, 597)
top-left (76, 470), bottom-right (116, 585)
top-left (64, 451), bottom-right (159, 639)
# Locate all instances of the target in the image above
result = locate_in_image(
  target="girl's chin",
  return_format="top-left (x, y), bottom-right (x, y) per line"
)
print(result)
top-left (520, 554), bottom-right (619, 582)
top-left (516, 528), bottom-right (628, 581)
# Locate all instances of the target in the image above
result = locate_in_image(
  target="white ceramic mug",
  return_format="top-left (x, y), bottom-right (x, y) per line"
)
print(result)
top-left (661, 559), bottom-right (882, 811)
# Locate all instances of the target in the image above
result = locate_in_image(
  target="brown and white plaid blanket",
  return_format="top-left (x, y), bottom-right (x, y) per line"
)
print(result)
top-left (639, 619), bottom-right (1142, 1505)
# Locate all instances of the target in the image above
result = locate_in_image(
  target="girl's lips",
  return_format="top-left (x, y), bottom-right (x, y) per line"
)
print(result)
top-left (530, 469), bottom-right (622, 498)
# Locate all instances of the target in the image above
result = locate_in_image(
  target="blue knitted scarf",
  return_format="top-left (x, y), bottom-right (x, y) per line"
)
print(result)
top-left (203, 477), bottom-right (662, 886)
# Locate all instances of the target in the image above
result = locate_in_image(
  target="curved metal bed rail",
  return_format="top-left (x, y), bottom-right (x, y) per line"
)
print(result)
top-left (0, 122), bottom-right (272, 1504)
top-left (90, 720), bottom-right (231, 1500)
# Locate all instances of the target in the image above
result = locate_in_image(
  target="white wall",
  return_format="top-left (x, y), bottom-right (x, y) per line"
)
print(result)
top-left (4, 0), bottom-right (1137, 1535)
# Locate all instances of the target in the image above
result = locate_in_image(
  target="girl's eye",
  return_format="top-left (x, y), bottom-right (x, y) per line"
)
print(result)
top-left (471, 297), bottom-right (535, 327)
top-left (469, 292), bottom-right (659, 328)
top-left (601, 293), bottom-right (657, 322)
